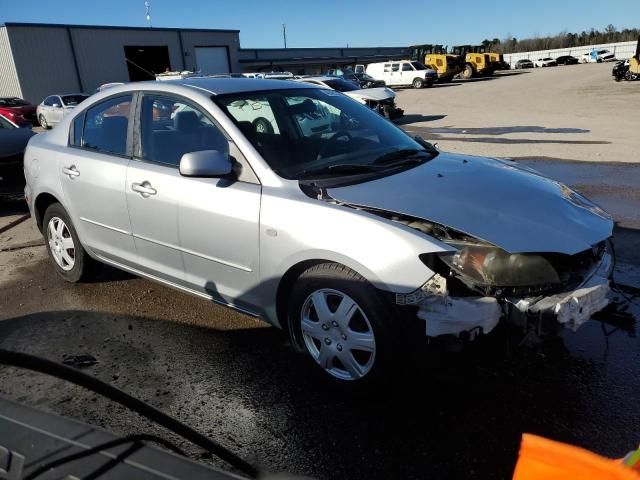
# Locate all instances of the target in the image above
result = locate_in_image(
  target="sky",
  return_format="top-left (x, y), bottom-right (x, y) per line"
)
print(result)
top-left (1, 0), bottom-right (638, 48)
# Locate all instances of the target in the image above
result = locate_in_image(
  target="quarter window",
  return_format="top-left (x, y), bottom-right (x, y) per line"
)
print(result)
top-left (70, 112), bottom-right (85, 147)
top-left (140, 95), bottom-right (230, 167)
top-left (82, 95), bottom-right (132, 156)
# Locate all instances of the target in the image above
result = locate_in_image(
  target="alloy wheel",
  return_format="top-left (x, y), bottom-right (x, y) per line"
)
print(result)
top-left (300, 288), bottom-right (376, 381)
top-left (47, 216), bottom-right (75, 271)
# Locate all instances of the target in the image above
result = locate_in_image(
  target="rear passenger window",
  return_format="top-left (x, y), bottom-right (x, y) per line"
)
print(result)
top-left (383, 64), bottom-right (391, 72)
top-left (140, 95), bottom-right (229, 167)
top-left (392, 64), bottom-right (400, 72)
top-left (82, 95), bottom-right (131, 156)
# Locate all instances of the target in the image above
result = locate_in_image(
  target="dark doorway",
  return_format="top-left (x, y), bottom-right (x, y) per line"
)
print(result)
top-left (124, 45), bottom-right (171, 81)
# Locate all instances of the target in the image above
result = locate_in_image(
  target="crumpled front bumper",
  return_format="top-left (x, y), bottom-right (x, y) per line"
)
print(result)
top-left (399, 251), bottom-right (613, 339)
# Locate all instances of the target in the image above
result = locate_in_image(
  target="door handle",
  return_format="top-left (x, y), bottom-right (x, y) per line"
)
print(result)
top-left (131, 181), bottom-right (157, 197)
top-left (62, 165), bottom-right (80, 178)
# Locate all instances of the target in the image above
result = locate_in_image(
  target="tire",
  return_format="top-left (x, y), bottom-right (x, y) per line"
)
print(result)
top-left (287, 263), bottom-right (395, 385)
top-left (253, 117), bottom-right (274, 134)
top-left (461, 64), bottom-right (473, 79)
top-left (39, 114), bottom-right (50, 130)
top-left (43, 203), bottom-right (97, 282)
top-left (412, 78), bottom-right (424, 89)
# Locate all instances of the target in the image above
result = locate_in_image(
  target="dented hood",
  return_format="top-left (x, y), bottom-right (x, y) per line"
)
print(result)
top-left (327, 153), bottom-right (613, 255)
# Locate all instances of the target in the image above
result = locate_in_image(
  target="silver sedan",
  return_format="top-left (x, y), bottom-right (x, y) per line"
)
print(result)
top-left (24, 78), bottom-right (613, 384)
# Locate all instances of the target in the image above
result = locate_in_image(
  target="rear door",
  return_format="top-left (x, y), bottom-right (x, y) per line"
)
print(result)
top-left (59, 94), bottom-right (137, 266)
top-left (383, 63), bottom-right (398, 85)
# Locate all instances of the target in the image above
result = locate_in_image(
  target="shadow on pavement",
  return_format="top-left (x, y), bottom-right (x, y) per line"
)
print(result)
top-left (394, 114), bottom-right (447, 126)
top-left (1, 306), bottom-right (638, 480)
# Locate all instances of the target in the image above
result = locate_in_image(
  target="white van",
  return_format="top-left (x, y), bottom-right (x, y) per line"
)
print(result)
top-left (366, 61), bottom-right (437, 89)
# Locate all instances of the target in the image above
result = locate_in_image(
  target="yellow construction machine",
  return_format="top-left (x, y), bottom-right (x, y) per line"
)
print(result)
top-left (451, 45), bottom-right (494, 79)
top-left (409, 44), bottom-right (464, 82)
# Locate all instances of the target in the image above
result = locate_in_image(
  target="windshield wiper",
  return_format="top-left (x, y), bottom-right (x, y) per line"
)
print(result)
top-left (300, 163), bottom-right (383, 178)
top-left (373, 147), bottom-right (435, 165)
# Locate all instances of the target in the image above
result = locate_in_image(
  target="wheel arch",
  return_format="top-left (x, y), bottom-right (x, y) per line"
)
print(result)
top-left (34, 192), bottom-right (61, 233)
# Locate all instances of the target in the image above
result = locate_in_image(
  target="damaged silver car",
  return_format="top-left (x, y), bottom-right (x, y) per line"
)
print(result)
top-left (24, 78), bottom-right (613, 384)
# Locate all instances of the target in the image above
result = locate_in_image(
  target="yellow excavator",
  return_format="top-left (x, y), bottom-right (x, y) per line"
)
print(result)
top-left (451, 45), bottom-right (494, 79)
top-left (409, 44), bottom-right (464, 82)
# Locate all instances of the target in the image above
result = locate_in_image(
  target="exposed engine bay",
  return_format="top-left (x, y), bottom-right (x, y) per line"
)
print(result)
top-left (363, 207), bottom-right (613, 339)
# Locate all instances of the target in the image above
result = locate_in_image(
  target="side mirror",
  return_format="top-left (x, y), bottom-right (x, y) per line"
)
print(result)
top-left (52, 103), bottom-right (61, 108)
top-left (179, 150), bottom-right (232, 178)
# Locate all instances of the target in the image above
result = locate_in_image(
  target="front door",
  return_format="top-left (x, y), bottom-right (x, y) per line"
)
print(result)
top-left (59, 94), bottom-right (137, 266)
top-left (129, 93), bottom-right (261, 305)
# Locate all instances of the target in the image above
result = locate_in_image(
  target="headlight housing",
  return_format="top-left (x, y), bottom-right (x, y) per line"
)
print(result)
top-left (438, 241), bottom-right (560, 290)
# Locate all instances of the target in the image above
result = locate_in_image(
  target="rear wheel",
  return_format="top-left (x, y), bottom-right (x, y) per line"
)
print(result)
top-left (412, 78), bottom-right (424, 89)
top-left (288, 263), bottom-right (395, 385)
top-left (39, 114), bottom-right (50, 129)
top-left (43, 203), bottom-right (98, 282)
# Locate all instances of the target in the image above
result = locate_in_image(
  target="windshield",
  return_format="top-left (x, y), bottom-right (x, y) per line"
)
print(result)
top-left (323, 79), bottom-right (360, 92)
top-left (216, 88), bottom-right (434, 180)
top-left (411, 62), bottom-right (427, 70)
top-left (0, 97), bottom-right (29, 107)
top-left (61, 95), bottom-right (89, 106)
top-left (0, 114), bottom-right (16, 129)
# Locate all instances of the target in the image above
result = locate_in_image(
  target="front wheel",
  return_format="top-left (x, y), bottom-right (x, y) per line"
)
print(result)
top-left (412, 78), bottom-right (424, 89)
top-left (43, 203), bottom-right (98, 282)
top-left (39, 114), bottom-right (50, 129)
top-left (288, 263), bottom-right (394, 384)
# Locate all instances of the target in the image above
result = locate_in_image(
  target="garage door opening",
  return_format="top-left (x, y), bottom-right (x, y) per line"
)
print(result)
top-left (124, 45), bottom-right (171, 81)
top-left (194, 46), bottom-right (230, 75)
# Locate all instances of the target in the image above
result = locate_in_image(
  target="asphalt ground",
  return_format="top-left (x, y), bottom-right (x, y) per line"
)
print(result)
top-left (1, 64), bottom-right (639, 479)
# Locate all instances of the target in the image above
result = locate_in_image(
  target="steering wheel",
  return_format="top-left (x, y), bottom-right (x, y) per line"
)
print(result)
top-left (316, 130), bottom-right (353, 160)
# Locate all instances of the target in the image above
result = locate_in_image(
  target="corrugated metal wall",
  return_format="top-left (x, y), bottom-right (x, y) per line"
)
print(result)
top-left (0, 27), bottom-right (22, 98)
top-left (69, 27), bottom-right (184, 91)
top-left (3, 25), bottom-right (241, 101)
top-left (504, 41), bottom-right (637, 66)
top-left (7, 25), bottom-right (81, 103)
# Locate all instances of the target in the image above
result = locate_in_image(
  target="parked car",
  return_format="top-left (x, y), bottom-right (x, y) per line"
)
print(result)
top-left (513, 59), bottom-right (534, 69)
top-left (96, 82), bottom-right (125, 92)
top-left (366, 61), bottom-right (437, 88)
top-left (298, 76), bottom-right (403, 119)
top-left (353, 72), bottom-right (386, 88)
top-left (555, 55), bottom-right (579, 65)
top-left (0, 97), bottom-right (37, 127)
top-left (24, 78), bottom-right (614, 384)
top-left (0, 113), bottom-right (36, 187)
top-left (37, 94), bottom-right (89, 129)
top-left (580, 49), bottom-right (616, 63)
top-left (534, 57), bottom-right (557, 67)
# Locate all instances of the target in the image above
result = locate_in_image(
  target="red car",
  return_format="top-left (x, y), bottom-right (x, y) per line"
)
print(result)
top-left (0, 97), bottom-right (37, 127)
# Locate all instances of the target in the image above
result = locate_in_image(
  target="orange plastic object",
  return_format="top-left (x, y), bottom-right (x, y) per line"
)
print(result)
top-left (513, 434), bottom-right (640, 480)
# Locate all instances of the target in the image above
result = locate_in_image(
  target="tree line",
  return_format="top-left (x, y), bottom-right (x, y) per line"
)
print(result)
top-left (480, 25), bottom-right (639, 53)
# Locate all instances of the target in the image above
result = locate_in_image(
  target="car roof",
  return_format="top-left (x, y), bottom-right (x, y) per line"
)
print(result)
top-left (161, 77), bottom-right (316, 95)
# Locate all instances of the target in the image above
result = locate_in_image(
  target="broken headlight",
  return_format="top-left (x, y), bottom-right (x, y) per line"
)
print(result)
top-left (437, 242), bottom-right (560, 289)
